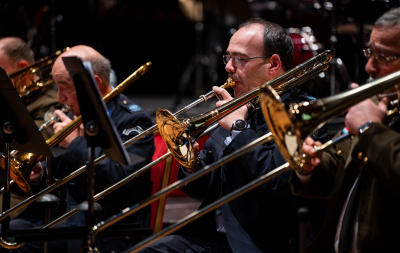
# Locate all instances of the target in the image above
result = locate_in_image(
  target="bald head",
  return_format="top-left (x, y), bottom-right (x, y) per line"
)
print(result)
top-left (54, 45), bottom-right (111, 85)
top-left (52, 45), bottom-right (112, 116)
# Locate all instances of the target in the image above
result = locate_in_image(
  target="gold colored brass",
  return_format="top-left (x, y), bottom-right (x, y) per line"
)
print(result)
top-left (153, 155), bottom-right (173, 234)
top-left (89, 50), bottom-right (335, 252)
top-left (0, 76), bottom-right (235, 249)
top-left (157, 50), bottom-right (334, 168)
top-left (0, 62), bottom-right (152, 249)
top-left (0, 62), bottom-right (152, 196)
top-left (10, 48), bottom-right (70, 98)
top-left (260, 69), bottom-right (400, 171)
top-left (157, 109), bottom-right (194, 168)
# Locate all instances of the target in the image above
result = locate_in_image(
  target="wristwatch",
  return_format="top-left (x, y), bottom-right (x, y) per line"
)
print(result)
top-left (231, 119), bottom-right (247, 131)
top-left (358, 121), bottom-right (372, 136)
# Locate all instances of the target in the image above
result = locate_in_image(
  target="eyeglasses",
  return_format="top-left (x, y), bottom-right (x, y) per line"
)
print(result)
top-left (222, 54), bottom-right (272, 67)
top-left (363, 48), bottom-right (400, 66)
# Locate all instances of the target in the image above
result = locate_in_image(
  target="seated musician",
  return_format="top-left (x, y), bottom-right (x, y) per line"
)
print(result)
top-left (1, 45), bottom-right (155, 253)
top-left (290, 8), bottom-right (400, 253)
top-left (0, 37), bottom-right (63, 220)
top-left (140, 17), bottom-right (327, 253)
top-left (0, 37), bottom-right (63, 140)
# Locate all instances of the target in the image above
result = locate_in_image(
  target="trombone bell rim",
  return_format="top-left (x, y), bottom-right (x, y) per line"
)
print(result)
top-left (260, 85), bottom-right (302, 169)
top-left (156, 109), bottom-right (195, 168)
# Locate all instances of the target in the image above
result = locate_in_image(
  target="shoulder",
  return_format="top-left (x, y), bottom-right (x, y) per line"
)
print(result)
top-left (25, 89), bottom-right (63, 114)
top-left (112, 94), bottom-right (153, 130)
top-left (115, 94), bottom-right (151, 118)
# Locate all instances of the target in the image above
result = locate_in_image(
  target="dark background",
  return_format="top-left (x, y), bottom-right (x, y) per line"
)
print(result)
top-left (0, 0), bottom-right (398, 100)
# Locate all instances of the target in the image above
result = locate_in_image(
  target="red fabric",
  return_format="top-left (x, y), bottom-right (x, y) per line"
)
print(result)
top-left (150, 133), bottom-right (210, 229)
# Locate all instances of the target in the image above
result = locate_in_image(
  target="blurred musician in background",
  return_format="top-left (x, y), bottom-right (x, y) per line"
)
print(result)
top-left (2, 45), bottom-right (155, 253)
top-left (0, 37), bottom-right (63, 140)
top-left (290, 7), bottom-right (400, 253)
top-left (0, 37), bottom-right (63, 221)
top-left (140, 17), bottom-right (326, 253)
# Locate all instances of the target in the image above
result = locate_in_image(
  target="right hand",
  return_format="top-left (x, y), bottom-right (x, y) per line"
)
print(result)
top-left (53, 110), bottom-right (84, 148)
top-left (184, 142), bottom-right (200, 174)
top-left (299, 137), bottom-right (322, 176)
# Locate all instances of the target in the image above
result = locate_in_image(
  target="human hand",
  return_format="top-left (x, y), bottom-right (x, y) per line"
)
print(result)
top-left (298, 137), bottom-right (322, 176)
top-left (350, 82), bottom-right (359, 89)
top-left (213, 86), bottom-right (248, 131)
top-left (30, 162), bottom-right (43, 182)
top-left (53, 110), bottom-right (85, 148)
top-left (184, 142), bottom-right (200, 174)
top-left (345, 98), bottom-right (387, 136)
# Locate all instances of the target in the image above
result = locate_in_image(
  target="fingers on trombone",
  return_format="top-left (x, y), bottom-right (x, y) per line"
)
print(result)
top-left (54, 109), bottom-right (68, 120)
top-left (303, 137), bottom-right (321, 157)
top-left (306, 156), bottom-right (320, 170)
top-left (213, 86), bottom-right (232, 101)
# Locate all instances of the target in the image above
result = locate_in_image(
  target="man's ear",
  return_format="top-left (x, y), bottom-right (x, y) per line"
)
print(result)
top-left (268, 54), bottom-right (282, 76)
top-left (17, 60), bottom-right (29, 69)
top-left (94, 75), bottom-right (103, 89)
top-left (94, 75), bottom-right (110, 97)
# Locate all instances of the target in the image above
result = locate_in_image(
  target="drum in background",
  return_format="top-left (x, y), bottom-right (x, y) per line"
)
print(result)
top-left (287, 27), bottom-right (322, 68)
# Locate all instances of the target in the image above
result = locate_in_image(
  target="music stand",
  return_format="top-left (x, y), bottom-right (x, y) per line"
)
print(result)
top-left (0, 67), bottom-right (53, 235)
top-left (62, 56), bottom-right (130, 250)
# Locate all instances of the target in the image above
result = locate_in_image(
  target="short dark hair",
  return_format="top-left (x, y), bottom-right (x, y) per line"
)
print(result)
top-left (0, 37), bottom-right (34, 64)
top-left (238, 17), bottom-right (294, 71)
top-left (374, 7), bottom-right (400, 28)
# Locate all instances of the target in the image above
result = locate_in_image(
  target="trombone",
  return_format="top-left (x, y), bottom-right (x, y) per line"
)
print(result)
top-left (9, 48), bottom-right (69, 98)
top-left (87, 50), bottom-right (334, 252)
top-left (0, 62), bottom-right (153, 196)
top-left (259, 70), bottom-right (400, 170)
top-left (0, 77), bottom-right (235, 249)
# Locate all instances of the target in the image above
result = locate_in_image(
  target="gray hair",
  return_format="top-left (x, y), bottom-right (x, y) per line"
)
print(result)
top-left (375, 7), bottom-right (400, 28)
top-left (89, 57), bottom-right (111, 85)
top-left (238, 17), bottom-right (294, 71)
top-left (0, 37), bottom-right (34, 64)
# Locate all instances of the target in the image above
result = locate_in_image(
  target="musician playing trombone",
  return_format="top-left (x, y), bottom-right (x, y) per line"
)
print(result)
top-left (140, 18), bottom-right (327, 253)
top-left (0, 37), bottom-right (64, 140)
top-left (290, 8), bottom-right (400, 253)
top-left (0, 37), bottom-right (63, 219)
top-left (2, 45), bottom-right (155, 253)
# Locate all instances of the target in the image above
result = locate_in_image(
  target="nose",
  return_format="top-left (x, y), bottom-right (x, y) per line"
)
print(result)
top-left (57, 90), bottom-right (67, 103)
top-left (225, 58), bottom-right (235, 73)
top-left (365, 57), bottom-right (378, 77)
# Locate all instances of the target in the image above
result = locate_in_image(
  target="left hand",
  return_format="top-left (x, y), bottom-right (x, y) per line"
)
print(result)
top-left (53, 110), bottom-right (85, 148)
top-left (345, 97), bottom-right (388, 136)
top-left (30, 162), bottom-right (43, 182)
top-left (213, 86), bottom-right (248, 131)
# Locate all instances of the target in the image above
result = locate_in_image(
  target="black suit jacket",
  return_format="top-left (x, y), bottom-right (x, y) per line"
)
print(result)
top-left (178, 89), bottom-right (327, 253)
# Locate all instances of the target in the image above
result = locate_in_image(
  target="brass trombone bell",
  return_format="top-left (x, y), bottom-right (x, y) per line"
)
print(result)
top-left (157, 50), bottom-right (334, 168)
top-left (0, 62), bottom-right (152, 196)
top-left (0, 76), bottom-right (235, 249)
top-left (260, 70), bottom-right (400, 170)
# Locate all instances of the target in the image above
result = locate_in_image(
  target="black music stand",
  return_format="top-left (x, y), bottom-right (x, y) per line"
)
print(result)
top-left (62, 56), bottom-right (131, 251)
top-left (0, 67), bottom-right (53, 237)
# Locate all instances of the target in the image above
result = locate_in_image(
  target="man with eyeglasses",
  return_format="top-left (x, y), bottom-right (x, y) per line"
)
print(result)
top-left (139, 17), bottom-right (327, 253)
top-left (290, 7), bottom-right (400, 253)
top-left (0, 45), bottom-right (155, 253)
